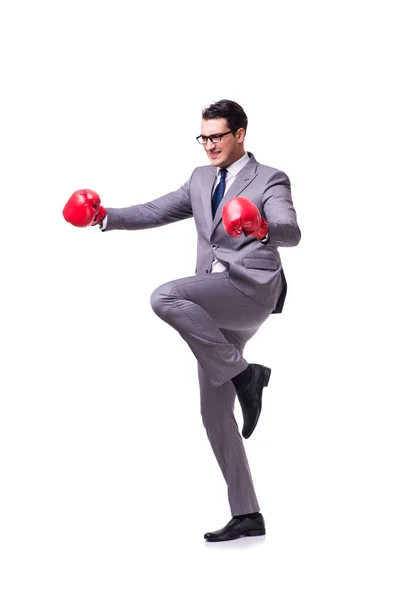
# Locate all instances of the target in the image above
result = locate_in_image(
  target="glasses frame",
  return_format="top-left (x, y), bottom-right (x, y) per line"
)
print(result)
top-left (196, 129), bottom-right (237, 145)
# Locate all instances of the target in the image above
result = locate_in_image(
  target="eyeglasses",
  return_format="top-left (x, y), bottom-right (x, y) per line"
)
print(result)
top-left (196, 130), bottom-right (237, 145)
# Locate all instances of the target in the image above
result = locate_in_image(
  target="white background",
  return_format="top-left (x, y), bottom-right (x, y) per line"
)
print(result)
top-left (1, 0), bottom-right (399, 598)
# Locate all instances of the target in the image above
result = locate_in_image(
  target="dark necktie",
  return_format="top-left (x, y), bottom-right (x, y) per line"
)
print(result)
top-left (211, 168), bottom-right (228, 218)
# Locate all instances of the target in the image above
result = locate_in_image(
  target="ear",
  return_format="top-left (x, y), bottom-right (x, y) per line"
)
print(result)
top-left (236, 127), bottom-right (246, 143)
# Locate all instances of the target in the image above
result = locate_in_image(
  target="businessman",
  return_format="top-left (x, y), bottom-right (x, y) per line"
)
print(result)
top-left (63, 99), bottom-right (301, 542)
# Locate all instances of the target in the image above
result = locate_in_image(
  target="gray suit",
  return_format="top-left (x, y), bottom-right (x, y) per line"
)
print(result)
top-left (104, 152), bottom-right (300, 515)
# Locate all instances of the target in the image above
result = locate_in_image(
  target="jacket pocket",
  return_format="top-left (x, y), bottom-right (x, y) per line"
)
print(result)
top-left (243, 257), bottom-right (278, 270)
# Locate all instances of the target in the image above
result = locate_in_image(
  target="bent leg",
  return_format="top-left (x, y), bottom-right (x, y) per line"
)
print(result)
top-left (150, 272), bottom-right (272, 387)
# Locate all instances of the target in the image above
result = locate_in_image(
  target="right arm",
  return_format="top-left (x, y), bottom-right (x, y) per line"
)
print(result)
top-left (103, 171), bottom-right (195, 232)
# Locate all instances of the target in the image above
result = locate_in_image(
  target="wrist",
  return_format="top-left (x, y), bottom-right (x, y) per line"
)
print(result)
top-left (254, 218), bottom-right (268, 240)
top-left (91, 205), bottom-right (107, 226)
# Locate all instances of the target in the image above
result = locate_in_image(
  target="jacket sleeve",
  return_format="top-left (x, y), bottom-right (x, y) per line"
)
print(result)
top-left (103, 170), bottom-right (195, 231)
top-left (261, 170), bottom-right (301, 247)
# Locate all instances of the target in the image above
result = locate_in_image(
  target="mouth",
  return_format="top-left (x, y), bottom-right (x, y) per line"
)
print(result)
top-left (209, 151), bottom-right (221, 159)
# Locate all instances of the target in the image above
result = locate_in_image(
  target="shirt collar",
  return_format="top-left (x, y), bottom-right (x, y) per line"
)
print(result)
top-left (218, 152), bottom-right (250, 178)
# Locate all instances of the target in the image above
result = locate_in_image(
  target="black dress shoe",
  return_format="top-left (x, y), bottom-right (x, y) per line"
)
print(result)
top-left (236, 363), bottom-right (271, 439)
top-left (204, 513), bottom-right (266, 542)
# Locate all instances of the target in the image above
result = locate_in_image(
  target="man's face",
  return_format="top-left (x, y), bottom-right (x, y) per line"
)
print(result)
top-left (200, 118), bottom-right (245, 168)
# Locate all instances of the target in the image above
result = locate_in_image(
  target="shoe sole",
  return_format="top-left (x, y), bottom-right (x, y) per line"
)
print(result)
top-left (205, 529), bottom-right (266, 542)
top-left (245, 528), bottom-right (266, 537)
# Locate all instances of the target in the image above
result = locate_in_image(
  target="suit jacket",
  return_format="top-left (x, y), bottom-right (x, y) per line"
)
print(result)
top-left (104, 152), bottom-right (301, 312)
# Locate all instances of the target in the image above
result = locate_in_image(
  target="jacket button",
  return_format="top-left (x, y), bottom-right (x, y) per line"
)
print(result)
top-left (211, 244), bottom-right (217, 249)
top-left (206, 269), bottom-right (209, 273)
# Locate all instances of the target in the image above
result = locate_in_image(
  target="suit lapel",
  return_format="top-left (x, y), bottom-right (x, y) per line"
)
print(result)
top-left (211, 154), bottom-right (258, 235)
top-left (201, 168), bottom-right (217, 234)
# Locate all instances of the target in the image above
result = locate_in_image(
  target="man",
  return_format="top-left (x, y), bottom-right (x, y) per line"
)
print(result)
top-left (63, 99), bottom-right (301, 542)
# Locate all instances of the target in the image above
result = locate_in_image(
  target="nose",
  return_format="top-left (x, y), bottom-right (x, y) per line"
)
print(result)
top-left (205, 139), bottom-right (216, 150)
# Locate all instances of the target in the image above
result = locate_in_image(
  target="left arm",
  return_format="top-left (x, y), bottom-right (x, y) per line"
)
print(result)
top-left (261, 170), bottom-right (301, 247)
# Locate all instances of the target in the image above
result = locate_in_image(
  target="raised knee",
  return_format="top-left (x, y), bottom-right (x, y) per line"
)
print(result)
top-left (150, 288), bottom-right (161, 314)
top-left (150, 287), bottom-right (170, 317)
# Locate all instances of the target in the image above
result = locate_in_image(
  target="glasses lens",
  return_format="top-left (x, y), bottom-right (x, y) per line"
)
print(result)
top-left (197, 136), bottom-right (206, 144)
top-left (209, 135), bottom-right (222, 143)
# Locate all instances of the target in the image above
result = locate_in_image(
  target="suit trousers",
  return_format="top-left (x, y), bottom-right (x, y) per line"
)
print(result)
top-left (150, 271), bottom-right (279, 516)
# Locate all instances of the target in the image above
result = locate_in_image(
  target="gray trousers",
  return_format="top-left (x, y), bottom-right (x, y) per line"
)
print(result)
top-left (150, 271), bottom-right (277, 516)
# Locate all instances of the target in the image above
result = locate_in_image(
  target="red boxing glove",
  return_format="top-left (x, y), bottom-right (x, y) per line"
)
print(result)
top-left (63, 189), bottom-right (107, 227)
top-left (222, 197), bottom-right (268, 240)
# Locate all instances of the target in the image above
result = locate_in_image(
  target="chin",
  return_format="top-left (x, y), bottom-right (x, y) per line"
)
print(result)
top-left (210, 156), bottom-right (225, 166)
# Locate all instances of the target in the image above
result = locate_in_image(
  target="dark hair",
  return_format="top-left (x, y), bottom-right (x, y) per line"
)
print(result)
top-left (202, 99), bottom-right (248, 133)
